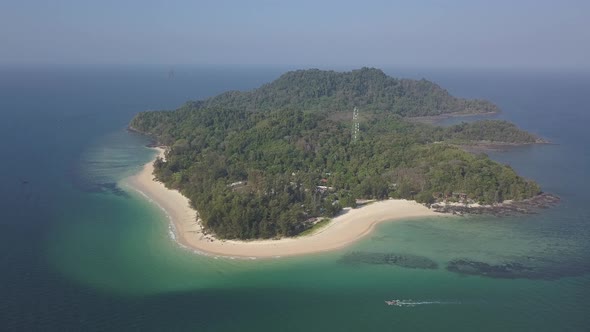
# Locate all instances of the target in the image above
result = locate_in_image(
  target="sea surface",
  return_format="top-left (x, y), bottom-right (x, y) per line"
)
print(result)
top-left (0, 65), bottom-right (589, 331)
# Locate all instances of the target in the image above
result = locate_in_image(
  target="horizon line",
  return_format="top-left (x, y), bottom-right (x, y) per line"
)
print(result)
top-left (1, 63), bottom-right (589, 72)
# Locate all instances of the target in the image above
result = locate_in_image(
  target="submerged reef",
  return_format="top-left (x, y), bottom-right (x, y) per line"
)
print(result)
top-left (339, 251), bottom-right (439, 269)
top-left (447, 257), bottom-right (590, 280)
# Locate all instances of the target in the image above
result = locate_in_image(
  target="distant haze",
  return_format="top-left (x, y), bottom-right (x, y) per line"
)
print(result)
top-left (1, 0), bottom-right (588, 69)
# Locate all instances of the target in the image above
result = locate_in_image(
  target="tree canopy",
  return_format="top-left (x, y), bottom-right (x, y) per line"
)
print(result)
top-left (194, 67), bottom-right (499, 116)
top-left (130, 68), bottom-right (540, 240)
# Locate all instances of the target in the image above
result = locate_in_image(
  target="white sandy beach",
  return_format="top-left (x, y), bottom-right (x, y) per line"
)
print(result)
top-left (123, 148), bottom-right (442, 258)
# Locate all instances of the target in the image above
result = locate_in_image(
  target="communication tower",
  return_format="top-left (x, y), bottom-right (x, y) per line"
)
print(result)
top-left (352, 107), bottom-right (360, 142)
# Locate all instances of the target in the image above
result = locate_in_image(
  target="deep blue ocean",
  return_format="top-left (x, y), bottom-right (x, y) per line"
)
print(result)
top-left (0, 65), bottom-right (588, 331)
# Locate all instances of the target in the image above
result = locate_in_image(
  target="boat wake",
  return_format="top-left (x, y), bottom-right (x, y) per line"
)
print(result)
top-left (385, 300), bottom-right (460, 307)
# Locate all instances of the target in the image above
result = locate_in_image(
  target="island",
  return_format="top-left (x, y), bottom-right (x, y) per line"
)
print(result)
top-left (126, 68), bottom-right (547, 257)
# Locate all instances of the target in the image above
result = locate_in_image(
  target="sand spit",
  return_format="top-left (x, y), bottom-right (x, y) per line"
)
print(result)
top-left (122, 148), bottom-right (442, 258)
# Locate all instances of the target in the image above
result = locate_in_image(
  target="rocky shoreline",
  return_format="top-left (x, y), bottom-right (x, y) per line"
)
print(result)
top-left (431, 192), bottom-right (560, 217)
top-left (456, 139), bottom-right (552, 153)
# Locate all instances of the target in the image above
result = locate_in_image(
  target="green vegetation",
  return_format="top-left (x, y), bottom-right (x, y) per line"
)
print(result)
top-left (443, 120), bottom-right (540, 144)
top-left (198, 67), bottom-right (499, 116)
top-left (297, 218), bottom-right (332, 237)
top-left (130, 68), bottom-right (541, 240)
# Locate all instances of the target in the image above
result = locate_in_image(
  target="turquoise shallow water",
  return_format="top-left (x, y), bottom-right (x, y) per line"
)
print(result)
top-left (0, 66), bottom-right (589, 331)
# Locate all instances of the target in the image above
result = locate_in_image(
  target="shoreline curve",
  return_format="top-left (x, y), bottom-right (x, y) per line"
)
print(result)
top-left (121, 147), bottom-right (444, 258)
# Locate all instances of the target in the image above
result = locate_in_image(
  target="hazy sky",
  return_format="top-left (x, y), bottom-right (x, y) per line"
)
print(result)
top-left (1, 0), bottom-right (588, 68)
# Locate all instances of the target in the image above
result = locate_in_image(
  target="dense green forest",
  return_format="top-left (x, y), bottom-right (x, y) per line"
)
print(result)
top-left (196, 68), bottom-right (499, 116)
top-left (130, 68), bottom-right (541, 239)
top-left (442, 120), bottom-right (541, 144)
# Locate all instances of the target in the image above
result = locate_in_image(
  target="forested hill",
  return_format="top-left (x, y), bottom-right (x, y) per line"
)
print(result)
top-left (195, 68), bottom-right (498, 117)
top-left (129, 68), bottom-right (542, 240)
top-left (443, 120), bottom-right (541, 144)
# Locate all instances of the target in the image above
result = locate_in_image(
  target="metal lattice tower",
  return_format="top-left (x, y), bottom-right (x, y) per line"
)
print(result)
top-left (352, 107), bottom-right (360, 142)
